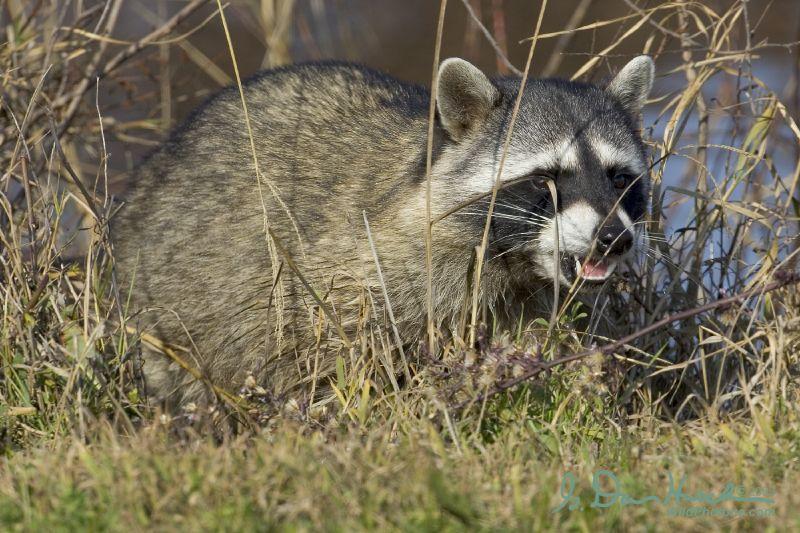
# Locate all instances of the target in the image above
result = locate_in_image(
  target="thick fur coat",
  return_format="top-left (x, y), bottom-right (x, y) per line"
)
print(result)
top-left (111, 58), bottom-right (654, 407)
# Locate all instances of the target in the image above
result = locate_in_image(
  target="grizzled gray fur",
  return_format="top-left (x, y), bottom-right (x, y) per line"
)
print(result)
top-left (112, 57), bottom-right (655, 407)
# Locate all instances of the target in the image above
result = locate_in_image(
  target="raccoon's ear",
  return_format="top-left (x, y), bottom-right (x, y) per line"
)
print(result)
top-left (436, 58), bottom-right (500, 141)
top-left (606, 55), bottom-right (655, 116)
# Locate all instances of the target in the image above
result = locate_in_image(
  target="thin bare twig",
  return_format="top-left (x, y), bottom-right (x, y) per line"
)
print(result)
top-left (57, 0), bottom-right (212, 136)
top-left (363, 211), bottom-right (411, 383)
top-left (425, 0), bottom-right (448, 356)
top-left (541, 0), bottom-right (592, 77)
top-left (621, 0), bottom-right (700, 46)
top-left (468, 0), bottom-right (548, 346)
top-left (267, 227), bottom-right (352, 349)
top-left (48, 116), bottom-right (103, 223)
top-left (458, 0), bottom-right (522, 76)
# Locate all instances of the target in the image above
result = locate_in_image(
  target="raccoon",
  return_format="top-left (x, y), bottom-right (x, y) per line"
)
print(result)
top-left (111, 56), bottom-right (654, 407)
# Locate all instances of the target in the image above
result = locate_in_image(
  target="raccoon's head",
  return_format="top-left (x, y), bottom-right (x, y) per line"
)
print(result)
top-left (434, 55), bottom-right (654, 289)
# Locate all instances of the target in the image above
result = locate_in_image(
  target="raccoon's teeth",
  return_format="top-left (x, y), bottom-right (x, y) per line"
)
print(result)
top-left (574, 256), bottom-right (617, 281)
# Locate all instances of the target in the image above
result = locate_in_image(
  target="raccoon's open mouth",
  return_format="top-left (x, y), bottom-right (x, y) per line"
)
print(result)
top-left (569, 255), bottom-right (618, 283)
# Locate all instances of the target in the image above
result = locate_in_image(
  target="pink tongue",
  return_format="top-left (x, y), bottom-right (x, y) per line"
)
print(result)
top-left (582, 259), bottom-right (608, 277)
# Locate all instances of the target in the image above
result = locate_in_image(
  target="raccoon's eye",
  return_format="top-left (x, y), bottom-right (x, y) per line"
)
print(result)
top-left (611, 172), bottom-right (632, 190)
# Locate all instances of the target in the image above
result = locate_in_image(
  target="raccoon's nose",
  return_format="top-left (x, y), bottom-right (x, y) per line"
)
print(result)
top-left (597, 225), bottom-right (633, 255)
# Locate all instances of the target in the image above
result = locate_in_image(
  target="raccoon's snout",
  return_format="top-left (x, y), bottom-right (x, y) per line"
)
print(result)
top-left (531, 201), bottom-right (641, 287)
top-left (596, 224), bottom-right (634, 256)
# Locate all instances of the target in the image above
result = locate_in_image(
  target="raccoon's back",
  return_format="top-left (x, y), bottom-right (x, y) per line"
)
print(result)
top-left (111, 62), bottom-right (430, 389)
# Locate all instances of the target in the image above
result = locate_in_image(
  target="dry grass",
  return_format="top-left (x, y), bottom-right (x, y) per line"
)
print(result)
top-left (1, 0), bottom-right (799, 530)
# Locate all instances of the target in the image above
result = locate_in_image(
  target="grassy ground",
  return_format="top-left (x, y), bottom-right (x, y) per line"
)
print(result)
top-left (2, 391), bottom-right (798, 531)
top-left (2, 1), bottom-right (800, 531)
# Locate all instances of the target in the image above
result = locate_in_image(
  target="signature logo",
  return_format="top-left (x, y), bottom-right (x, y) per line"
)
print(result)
top-left (553, 470), bottom-right (775, 518)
